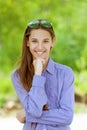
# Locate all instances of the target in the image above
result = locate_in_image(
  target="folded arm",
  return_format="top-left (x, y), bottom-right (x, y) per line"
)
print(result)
top-left (11, 72), bottom-right (48, 118)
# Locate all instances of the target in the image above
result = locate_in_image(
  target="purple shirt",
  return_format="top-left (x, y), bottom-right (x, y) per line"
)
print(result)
top-left (11, 58), bottom-right (74, 130)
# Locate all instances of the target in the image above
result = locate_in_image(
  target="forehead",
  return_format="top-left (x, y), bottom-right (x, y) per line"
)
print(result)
top-left (29, 28), bottom-right (51, 38)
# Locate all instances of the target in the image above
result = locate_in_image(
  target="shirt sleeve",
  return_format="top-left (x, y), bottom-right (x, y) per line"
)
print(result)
top-left (26, 68), bottom-right (74, 126)
top-left (11, 71), bottom-right (48, 118)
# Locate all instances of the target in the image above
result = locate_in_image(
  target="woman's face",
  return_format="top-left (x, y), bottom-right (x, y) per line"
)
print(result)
top-left (27, 29), bottom-right (55, 63)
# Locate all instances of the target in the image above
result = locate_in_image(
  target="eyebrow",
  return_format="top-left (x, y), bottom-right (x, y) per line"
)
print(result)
top-left (30, 37), bottom-right (50, 40)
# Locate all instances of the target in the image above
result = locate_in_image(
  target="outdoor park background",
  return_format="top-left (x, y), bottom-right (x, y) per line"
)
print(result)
top-left (0, 0), bottom-right (87, 117)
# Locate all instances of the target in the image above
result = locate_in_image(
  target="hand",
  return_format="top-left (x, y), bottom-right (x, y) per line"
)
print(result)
top-left (33, 58), bottom-right (45, 75)
top-left (16, 109), bottom-right (26, 123)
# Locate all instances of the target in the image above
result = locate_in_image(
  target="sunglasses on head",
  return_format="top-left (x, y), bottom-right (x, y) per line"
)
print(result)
top-left (27, 19), bottom-right (53, 29)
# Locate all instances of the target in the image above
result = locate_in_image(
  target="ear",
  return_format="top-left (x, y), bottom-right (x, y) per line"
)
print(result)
top-left (51, 37), bottom-right (56, 47)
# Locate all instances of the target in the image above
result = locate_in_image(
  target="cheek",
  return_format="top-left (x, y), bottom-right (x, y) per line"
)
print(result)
top-left (28, 46), bottom-right (33, 55)
top-left (29, 44), bottom-right (35, 51)
top-left (47, 45), bottom-right (52, 51)
top-left (29, 49), bottom-right (34, 55)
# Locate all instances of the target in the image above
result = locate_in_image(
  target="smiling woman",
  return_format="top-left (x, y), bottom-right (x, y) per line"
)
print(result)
top-left (11, 19), bottom-right (74, 130)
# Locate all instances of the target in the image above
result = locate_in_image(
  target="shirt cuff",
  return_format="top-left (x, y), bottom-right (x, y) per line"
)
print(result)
top-left (32, 75), bottom-right (46, 87)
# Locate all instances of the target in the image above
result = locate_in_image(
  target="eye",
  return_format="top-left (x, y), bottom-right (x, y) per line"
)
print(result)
top-left (31, 39), bottom-right (38, 44)
top-left (43, 40), bottom-right (49, 43)
top-left (32, 40), bottom-right (37, 42)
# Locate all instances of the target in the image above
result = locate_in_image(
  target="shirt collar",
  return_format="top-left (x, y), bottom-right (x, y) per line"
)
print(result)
top-left (46, 58), bottom-right (54, 75)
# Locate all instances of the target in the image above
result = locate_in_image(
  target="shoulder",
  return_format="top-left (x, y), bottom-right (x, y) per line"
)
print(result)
top-left (54, 61), bottom-right (72, 71)
top-left (11, 69), bottom-right (20, 82)
top-left (52, 61), bottom-right (74, 84)
top-left (53, 60), bottom-right (74, 76)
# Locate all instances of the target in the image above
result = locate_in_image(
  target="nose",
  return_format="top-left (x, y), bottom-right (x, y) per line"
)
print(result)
top-left (37, 42), bottom-right (43, 50)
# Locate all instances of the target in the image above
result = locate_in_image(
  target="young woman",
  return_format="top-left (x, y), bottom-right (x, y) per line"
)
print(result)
top-left (11, 19), bottom-right (74, 130)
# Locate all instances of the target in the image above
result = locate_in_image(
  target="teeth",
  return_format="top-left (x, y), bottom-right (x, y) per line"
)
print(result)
top-left (37, 52), bottom-right (43, 55)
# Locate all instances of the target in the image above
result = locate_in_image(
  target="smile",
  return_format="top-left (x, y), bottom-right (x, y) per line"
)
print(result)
top-left (36, 51), bottom-right (45, 56)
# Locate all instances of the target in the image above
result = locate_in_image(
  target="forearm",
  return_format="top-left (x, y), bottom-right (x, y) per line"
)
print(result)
top-left (26, 75), bottom-right (47, 117)
top-left (16, 105), bottom-right (48, 124)
top-left (26, 105), bottom-right (74, 126)
top-left (11, 72), bottom-right (48, 118)
top-left (17, 104), bottom-right (73, 125)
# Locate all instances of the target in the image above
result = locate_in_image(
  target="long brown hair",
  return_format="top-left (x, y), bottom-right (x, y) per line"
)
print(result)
top-left (16, 19), bottom-right (55, 92)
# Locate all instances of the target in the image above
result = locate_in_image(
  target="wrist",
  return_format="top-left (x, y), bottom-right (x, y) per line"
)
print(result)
top-left (35, 70), bottom-right (42, 75)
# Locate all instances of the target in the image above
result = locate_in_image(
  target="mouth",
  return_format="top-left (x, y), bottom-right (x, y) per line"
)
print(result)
top-left (35, 51), bottom-right (45, 56)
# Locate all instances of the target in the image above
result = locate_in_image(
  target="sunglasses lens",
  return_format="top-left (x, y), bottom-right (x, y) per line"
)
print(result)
top-left (41, 20), bottom-right (52, 28)
top-left (28, 20), bottom-right (39, 28)
top-left (28, 19), bottom-right (52, 28)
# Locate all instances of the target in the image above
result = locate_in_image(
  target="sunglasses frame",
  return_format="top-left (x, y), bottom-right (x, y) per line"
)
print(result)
top-left (27, 19), bottom-right (53, 29)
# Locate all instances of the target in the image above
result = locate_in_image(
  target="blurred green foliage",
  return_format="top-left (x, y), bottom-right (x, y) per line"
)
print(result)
top-left (0, 0), bottom-right (87, 71)
top-left (0, 0), bottom-right (87, 104)
top-left (0, 72), bottom-right (16, 107)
